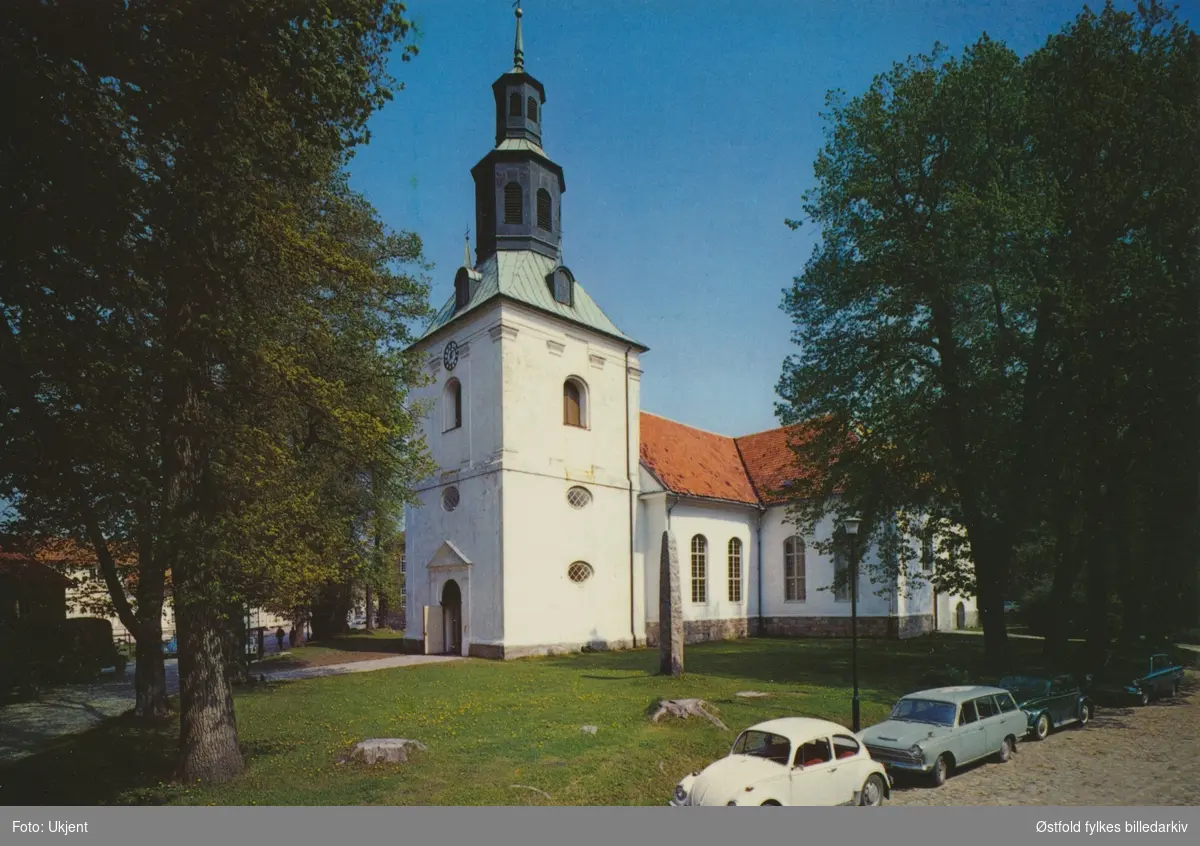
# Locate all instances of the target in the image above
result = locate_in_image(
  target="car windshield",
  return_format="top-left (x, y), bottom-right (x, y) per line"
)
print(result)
top-left (999, 675), bottom-right (1050, 697)
top-left (730, 730), bottom-right (791, 765)
top-left (889, 698), bottom-right (957, 726)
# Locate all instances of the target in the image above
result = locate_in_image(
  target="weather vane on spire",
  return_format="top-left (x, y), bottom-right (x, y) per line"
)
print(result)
top-left (464, 227), bottom-right (472, 268)
top-left (512, 0), bottom-right (524, 72)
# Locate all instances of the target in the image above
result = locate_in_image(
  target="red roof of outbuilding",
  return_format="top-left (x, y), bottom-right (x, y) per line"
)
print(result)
top-left (0, 553), bottom-right (74, 588)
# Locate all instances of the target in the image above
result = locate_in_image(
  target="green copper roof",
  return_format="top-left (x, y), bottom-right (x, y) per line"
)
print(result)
top-left (416, 250), bottom-right (645, 350)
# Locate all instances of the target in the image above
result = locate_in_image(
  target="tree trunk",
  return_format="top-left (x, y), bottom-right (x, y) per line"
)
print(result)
top-left (1082, 509), bottom-right (1111, 669)
top-left (377, 594), bottom-right (389, 630)
top-left (176, 596), bottom-right (243, 784)
top-left (1043, 498), bottom-right (1083, 661)
top-left (134, 616), bottom-right (169, 719)
top-left (364, 585), bottom-right (374, 632)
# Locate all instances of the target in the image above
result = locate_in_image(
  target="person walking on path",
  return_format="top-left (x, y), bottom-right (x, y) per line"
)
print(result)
top-left (275, 627), bottom-right (286, 653)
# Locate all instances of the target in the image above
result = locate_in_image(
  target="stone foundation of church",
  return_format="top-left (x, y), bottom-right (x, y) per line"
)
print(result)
top-left (403, 616), bottom-right (934, 659)
top-left (759, 614), bottom-right (934, 640)
top-left (644, 618), bottom-right (753, 647)
top-left (641, 614), bottom-right (935, 644)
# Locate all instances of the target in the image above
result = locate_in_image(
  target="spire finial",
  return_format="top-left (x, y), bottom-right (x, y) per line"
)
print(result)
top-left (512, 1), bottom-right (524, 72)
top-left (464, 228), bottom-right (472, 268)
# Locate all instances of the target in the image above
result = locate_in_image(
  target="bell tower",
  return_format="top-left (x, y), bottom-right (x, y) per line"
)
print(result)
top-left (471, 3), bottom-right (565, 264)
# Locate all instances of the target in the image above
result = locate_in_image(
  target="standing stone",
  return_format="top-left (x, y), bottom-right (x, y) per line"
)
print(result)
top-left (659, 530), bottom-right (684, 676)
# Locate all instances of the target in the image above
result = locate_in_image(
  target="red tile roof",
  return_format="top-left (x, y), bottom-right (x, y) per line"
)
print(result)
top-left (735, 424), bottom-right (821, 505)
top-left (639, 413), bottom-right (759, 505)
top-left (639, 412), bottom-right (818, 507)
top-left (0, 553), bottom-right (74, 588)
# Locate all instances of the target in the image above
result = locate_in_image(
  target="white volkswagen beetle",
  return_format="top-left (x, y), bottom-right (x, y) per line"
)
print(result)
top-left (669, 717), bottom-right (890, 806)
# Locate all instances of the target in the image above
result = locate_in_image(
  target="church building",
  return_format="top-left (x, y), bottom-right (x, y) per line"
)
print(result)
top-left (402, 9), bottom-right (976, 659)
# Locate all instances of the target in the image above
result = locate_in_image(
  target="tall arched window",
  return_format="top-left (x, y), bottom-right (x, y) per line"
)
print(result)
top-left (727, 538), bottom-right (743, 602)
top-left (563, 378), bottom-right (587, 428)
top-left (784, 536), bottom-right (806, 601)
top-left (509, 92), bottom-right (522, 117)
top-left (444, 378), bottom-right (462, 432)
top-left (527, 96), bottom-right (538, 122)
top-left (691, 535), bottom-right (708, 603)
top-left (536, 189), bottom-right (552, 231)
top-left (503, 182), bottom-right (523, 224)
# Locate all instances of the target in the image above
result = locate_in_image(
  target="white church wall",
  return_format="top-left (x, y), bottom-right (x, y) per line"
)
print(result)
top-left (403, 305), bottom-right (507, 654)
top-left (496, 302), bottom-right (642, 492)
top-left (643, 498), bottom-right (757, 644)
top-left (402, 469), bottom-right (504, 654)
top-left (500, 470), bottom-right (637, 654)
top-left (477, 303), bottom-right (643, 657)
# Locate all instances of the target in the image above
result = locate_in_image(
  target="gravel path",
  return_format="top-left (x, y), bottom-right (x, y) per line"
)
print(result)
top-left (889, 671), bottom-right (1199, 806)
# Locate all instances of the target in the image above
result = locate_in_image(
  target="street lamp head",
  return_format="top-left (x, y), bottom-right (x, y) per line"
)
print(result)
top-left (841, 515), bottom-right (863, 536)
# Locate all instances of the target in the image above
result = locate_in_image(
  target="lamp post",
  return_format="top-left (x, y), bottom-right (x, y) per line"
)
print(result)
top-left (842, 515), bottom-right (863, 732)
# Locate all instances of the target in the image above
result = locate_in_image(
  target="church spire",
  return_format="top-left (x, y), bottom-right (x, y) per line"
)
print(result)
top-left (463, 229), bottom-right (472, 268)
top-left (512, 2), bottom-right (524, 72)
top-left (471, 3), bottom-right (564, 264)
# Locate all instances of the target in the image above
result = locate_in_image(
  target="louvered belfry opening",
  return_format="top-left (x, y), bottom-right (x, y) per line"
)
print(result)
top-left (509, 92), bottom-right (521, 117)
top-left (536, 189), bottom-right (552, 231)
top-left (504, 182), bottom-right (523, 224)
top-left (527, 96), bottom-right (538, 122)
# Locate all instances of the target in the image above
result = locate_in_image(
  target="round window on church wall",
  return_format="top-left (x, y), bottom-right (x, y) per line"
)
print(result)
top-left (566, 486), bottom-right (593, 509)
top-left (567, 561), bottom-right (593, 583)
top-left (442, 486), bottom-right (460, 512)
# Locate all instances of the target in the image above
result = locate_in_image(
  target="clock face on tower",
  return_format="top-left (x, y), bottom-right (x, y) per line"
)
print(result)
top-left (443, 340), bottom-right (459, 371)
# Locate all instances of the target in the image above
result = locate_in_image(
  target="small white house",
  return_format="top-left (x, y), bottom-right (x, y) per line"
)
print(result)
top-left (402, 12), bottom-right (976, 658)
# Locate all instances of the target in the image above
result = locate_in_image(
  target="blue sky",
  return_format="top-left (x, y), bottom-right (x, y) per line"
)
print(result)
top-left (353, 0), bottom-right (1193, 437)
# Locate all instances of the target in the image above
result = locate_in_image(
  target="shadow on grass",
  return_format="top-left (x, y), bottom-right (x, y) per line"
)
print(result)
top-left (318, 633), bottom-right (407, 654)
top-left (540, 636), bottom-right (1047, 700)
top-left (0, 710), bottom-right (178, 806)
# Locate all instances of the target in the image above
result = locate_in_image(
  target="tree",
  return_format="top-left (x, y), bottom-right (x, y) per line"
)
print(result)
top-left (778, 36), bottom-right (1051, 665)
top-left (1, 0), bottom-right (428, 783)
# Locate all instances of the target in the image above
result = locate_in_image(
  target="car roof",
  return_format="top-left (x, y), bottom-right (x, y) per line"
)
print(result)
top-left (744, 717), bottom-right (854, 741)
top-left (901, 685), bottom-right (1010, 704)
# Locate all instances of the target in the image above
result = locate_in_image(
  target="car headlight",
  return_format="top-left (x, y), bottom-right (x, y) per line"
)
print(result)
top-left (674, 785), bottom-right (688, 802)
top-left (908, 744), bottom-right (923, 757)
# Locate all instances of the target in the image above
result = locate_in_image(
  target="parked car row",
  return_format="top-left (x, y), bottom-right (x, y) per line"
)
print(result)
top-left (669, 651), bottom-right (1185, 807)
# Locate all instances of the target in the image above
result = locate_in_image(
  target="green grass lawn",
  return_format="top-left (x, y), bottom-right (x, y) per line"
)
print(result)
top-left (0, 635), bottom-right (1042, 806)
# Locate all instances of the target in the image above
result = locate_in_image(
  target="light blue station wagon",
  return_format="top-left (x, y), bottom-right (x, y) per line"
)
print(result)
top-left (857, 685), bottom-right (1027, 786)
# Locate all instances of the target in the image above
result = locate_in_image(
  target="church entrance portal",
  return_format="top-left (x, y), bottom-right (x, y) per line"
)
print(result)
top-left (441, 579), bottom-right (463, 656)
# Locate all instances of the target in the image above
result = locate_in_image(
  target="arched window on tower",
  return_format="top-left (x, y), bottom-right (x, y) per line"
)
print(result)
top-left (563, 377), bottom-right (587, 428)
top-left (504, 182), bottom-right (523, 224)
top-left (444, 378), bottom-right (463, 432)
top-left (527, 96), bottom-right (538, 122)
top-left (536, 189), bottom-right (552, 231)
top-left (509, 92), bottom-right (522, 117)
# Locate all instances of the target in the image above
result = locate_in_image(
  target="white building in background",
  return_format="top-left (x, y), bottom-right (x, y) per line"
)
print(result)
top-left (402, 10), bottom-right (976, 659)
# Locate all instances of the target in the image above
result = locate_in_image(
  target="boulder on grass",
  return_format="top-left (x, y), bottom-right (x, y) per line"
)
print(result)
top-left (348, 738), bottom-right (426, 765)
top-left (647, 698), bottom-right (727, 729)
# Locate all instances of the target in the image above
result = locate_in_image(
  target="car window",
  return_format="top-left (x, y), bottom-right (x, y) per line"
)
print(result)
top-left (975, 696), bottom-right (999, 718)
top-left (996, 692), bottom-right (1018, 713)
top-left (795, 738), bottom-right (833, 767)
top-left (732, 730), bottom-right (791, 765)
top-left (889, 698), bottom-right (957, 726)
top-left (1050, 676), bottom-right (1073, 696)
top-left (999, 675), bottom-right (1050, 697)
top-left (832, 735), bottom-right (860, 760)
top-left (958, 700), bottom-right (978, 725)
top-left (1151, 655), bottom-right (1171, 672)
